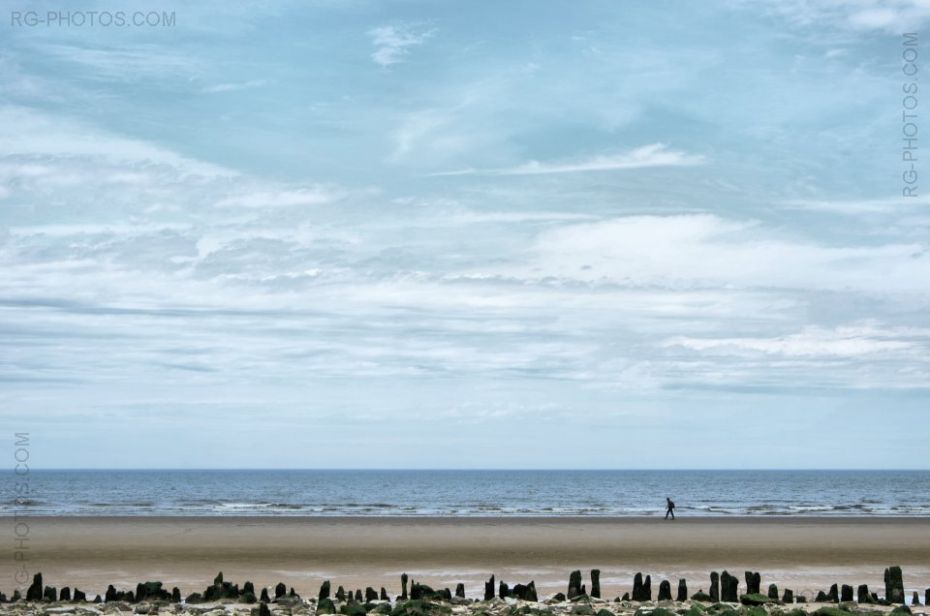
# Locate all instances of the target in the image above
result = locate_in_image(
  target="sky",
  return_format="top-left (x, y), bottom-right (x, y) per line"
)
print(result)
top-left (1, 0), bottom-right (929, 469)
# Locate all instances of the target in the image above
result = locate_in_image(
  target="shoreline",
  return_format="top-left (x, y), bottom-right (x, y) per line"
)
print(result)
top-left (9, 515), bottom-right (930, 521)
top-left (3, 516), bottom-right (929, 600)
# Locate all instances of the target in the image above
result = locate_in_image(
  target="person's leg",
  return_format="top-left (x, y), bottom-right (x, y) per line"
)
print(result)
top-left (671, 509), bottom-right (675, 520)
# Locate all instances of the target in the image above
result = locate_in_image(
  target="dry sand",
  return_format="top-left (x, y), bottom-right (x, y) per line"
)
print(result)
top-left (5, 517), bottom-right (930, 601)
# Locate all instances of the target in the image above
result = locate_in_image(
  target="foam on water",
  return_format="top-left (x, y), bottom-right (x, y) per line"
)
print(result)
top-left (4, 469), bottom-right (929, 517)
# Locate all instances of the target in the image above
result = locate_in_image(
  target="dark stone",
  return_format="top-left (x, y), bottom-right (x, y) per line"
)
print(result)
top-left (885, 566), bottom-right (905, 604)
top-left (243, 582), bottom-right (255, 597)
top-left (26, 573), bottom-right (43, 602)
top-left (840, 586), bottom-right (853, 603)
top-left (215, 572), bottom-right (224, 586)
top-left (136, 581), bottom-right (172, 603)
top-left (691, 591), bottom-right (712, 602)
top-left (390, 599), bottom-right (453, 616)
top-left (172, 588), bottom-right (181, 603)
top-left (356, 590), bottom-right (363, 603)
top-left (828, 584), bottom-right (839, 603)
top-left (710, 573), bottom-right (720, 603)
top-left (912, 592), bottom-right (921, 606)
top-left (402, 574), bottom-right (409, 601)
top-left (632, 573), bottom-right (652, 602)
top-left (596, 610), bottom-right (614, 616)
top-left (783, 589), bottom-right (794, 604)
top-left (275, 583), bottom-right (286, 600)
top-left (12, 590), bottom-right (22, 602)
top-left (767, 585), bottom-right (778, 601)
top-left (44, 587), bottom-right (57, 602)
top-left (337, 586), bottom-right (347, 602)
top-left (185, 593), bottom-right (204, 604)
top-left (242, 593), bottom-right (257, 604)
top-left (569, 571), bottom-right (584, 600)
top-left (454, 584), bottom-right (464, 599)
top-left (891, 607), bottom-right (912, 615)
top-left (60, 587), bottom-right (71, 602)
top-left (410, 582), bottom-right (445, 602)
top-left (318, 599), bottom-right (337, 614)
top-left (341, 604), bottom-right (367, 616)
top-left (871, 592), bottom-right (880, 603)
top-left (796, 596), bottom-right (807, 604)
top-left (740, 594), bottom-right (771, 606)
top-left (658, 581), bottom-right (672, 602)
top-left (367, 588), bottom-right (378, 603)
top-left (261, 588), bottom-right (271, 603)
top-left (553, 592), bottom-right (567, 602)
top-left (591, 570), bottom-right (601, 599)
top-left (720, 571), bottom-right (738, 603)
top-left (74, 589), bottom-right (87, 603)
top-left (499, 582), bottom-right (510, 599)
top-left (858, 585), bottom-right (870, 604)
top-left (382, 588), bottom-right (390, 601)
top-left (677, 580), bottom-right (687, 602)
top-left (484, 576), bottom-right (495, 601)
top-left (815, 592), bottom-right (829, 603)
top-left (926, 590), bottom-right (930, 607)
top-left (318, 581), bottom-right (331, 602)
top-left (745, 572), bottom-right (761, 596)
top-left (259, 602), bottom-right (272, 616)
top-left (511, 582), bottom-right (537, 602)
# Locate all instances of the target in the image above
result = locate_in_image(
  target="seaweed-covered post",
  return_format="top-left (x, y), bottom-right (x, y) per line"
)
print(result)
top-left (710, 572), bottom-right (720, 602)
top-left (720, 571), bottom-right (738, 602)
top-left (658, 580), bottom-right (672, 601)
top-left (884, 566), bottom-right (904, 604)
top-left (401, 574), bottom-right (409, 601)
top-left (591, 569), bottom-right (601, 599)
top-left (568, 570), bottom-right (584, 600)
top-left (745, 572), bottom-right (761, 595)
top-left (857, 585), bottom-right (870, 604)
top-left (677, 579), bottom-right (688, 602)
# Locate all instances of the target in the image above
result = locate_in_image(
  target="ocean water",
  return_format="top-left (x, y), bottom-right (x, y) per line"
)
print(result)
top-left (5, 469), bottom-right (930, 517)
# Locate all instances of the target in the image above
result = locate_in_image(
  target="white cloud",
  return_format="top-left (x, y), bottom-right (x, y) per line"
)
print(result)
top-left (214, 187), bottom-right (343, 208)
top-left (781, 195), bottom-right (930, 215)
top-left (663, 325), bottom-right (924, 358)
top-left (750, 0), bottom-right (930, 33)
top-left (430, 144), bottom-right (705, 176)
top-left (485, 214), bottom-right (930, 293)
top-left (0, 105), bottom-right (233, 177)
top-left (368, 24), bottom-right (435, 67)
top-left (201, 79), bottom-right (267, 94)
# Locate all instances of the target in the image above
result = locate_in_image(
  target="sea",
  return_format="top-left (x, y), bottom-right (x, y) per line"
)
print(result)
top-left (5, 469), bottom-right (930, 517)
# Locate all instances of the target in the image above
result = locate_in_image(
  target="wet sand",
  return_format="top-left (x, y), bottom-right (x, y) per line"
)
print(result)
top-left (5, 517), bottom-right (930, 600)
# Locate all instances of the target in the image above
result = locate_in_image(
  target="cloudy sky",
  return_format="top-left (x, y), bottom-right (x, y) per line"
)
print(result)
top-left (2, 0), bottom-right (929, 469)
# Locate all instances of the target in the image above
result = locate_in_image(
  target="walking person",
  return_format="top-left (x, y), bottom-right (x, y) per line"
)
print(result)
top-left (665, 497), bottom-right (676, 520)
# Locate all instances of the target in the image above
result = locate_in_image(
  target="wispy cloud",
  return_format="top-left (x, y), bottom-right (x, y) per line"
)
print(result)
top-left (201, 79), bottom-right (267, 94)
top-left (428, 144), bottom-right (705, 176)
top-left (749, 0), bottom-right (930, 33)
top-left (214, 187), bottom-right (343, 208)
top-left (368, 23), bottom-right (435, 67)
top-left (781, 195), bottom-right (930, 215)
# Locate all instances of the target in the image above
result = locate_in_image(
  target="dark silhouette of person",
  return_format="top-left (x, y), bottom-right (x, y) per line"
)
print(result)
top-left (665, 497), bottom-right (676, 520)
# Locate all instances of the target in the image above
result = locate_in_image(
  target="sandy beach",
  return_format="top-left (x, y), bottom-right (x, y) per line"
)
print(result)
top-left (5, 517), bottom-right (930, 600)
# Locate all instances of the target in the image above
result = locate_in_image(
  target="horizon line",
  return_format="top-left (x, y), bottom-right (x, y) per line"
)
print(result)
top-left (23, 467), bottom-right (930, 472)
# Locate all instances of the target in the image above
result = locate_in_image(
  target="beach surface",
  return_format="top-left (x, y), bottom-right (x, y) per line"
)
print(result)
top-left (6, 517), bottom-right (930, 600)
